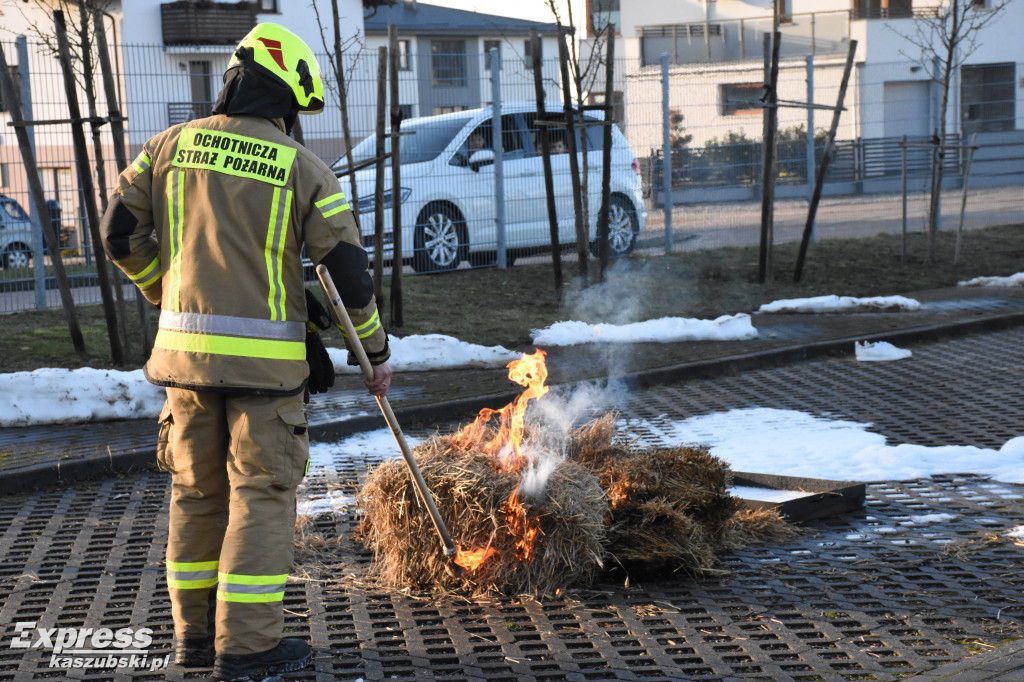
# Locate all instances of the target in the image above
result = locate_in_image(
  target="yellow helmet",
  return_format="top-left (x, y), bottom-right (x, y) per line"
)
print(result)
top-left (228, 23), bottom-right (325, 113)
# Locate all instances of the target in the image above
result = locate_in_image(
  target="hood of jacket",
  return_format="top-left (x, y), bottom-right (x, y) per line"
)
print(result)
top-left (212, 55), bottom-right (299, 133)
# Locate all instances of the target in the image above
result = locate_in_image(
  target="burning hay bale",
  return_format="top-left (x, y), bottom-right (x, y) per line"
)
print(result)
top-left (355, 350), bottom-right (798, 594)
top-left (568, 414), bottom-right (743, 573)
top-left (358, 434), bottom-right (607, 595)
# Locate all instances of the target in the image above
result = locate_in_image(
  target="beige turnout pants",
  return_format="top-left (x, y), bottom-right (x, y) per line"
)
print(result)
top-left (157, 387), bottom-right (309, 656)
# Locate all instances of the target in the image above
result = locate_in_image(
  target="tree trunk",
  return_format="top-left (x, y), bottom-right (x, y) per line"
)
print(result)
top-left (79, 6), bottom-right (133, 359)
top-left (330, 0), bottom-right (360, 227)
top-left (927, 1), bottom-right (960, 264)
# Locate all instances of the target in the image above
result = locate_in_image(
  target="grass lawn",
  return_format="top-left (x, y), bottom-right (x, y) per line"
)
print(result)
top-left (2, 223), bottom-right (1022, 373)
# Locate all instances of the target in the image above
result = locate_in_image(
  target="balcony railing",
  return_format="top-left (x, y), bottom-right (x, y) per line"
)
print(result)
top-left (640, 10), bottom-right (851, 66)
top-left (161, 1), bottom-right (258, 46)
top-left (852, 7), bottom-right (937, 19)
top-left (168, 101), bottom-right (214, 126)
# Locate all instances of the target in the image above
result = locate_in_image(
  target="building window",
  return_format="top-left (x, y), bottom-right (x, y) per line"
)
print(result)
top-left (779, 0), bottom-right (792, 23)
top-left (189, 60), bottom-right (213, 120)
top-left (523, 38), bottom-right (542, 68)
top-left (259, 0), bottom-right (278, 12)
top-left (431, 40), bottom-right (467, 87)
top-left (853, 0), bottom-right (912, 19)
top-left (721, 83), bottom-right (764, 116)
top-left (399, 104), bottom-right (414, 120)
top-left (589, 91), bottom-right (624, 124)
top-left (398, 39), bottom-right (411, 71)
top-left (484, 40), bottom-right (501, 71)
top-left (0, 65), bottom-right (19, 113)
top-left (434, 105), bottom-right (467, 115)
top-left (0, 163), bottom-right (8, 188)
top-left (588, 0), bottom-right (620, 35)
top-left (962, 62), bottom-right (1015, 134)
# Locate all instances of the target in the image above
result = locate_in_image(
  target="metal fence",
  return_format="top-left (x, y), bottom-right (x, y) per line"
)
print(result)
top-left (1, 36), bottom-right (1022, 314)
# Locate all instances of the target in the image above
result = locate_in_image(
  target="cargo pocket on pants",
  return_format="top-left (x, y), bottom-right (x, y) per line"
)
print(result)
top-left (276, 406), bottom-right (309, 491)
top-left (155, 401), bottom-right (175, 473)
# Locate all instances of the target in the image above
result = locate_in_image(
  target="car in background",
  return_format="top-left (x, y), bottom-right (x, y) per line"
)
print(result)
top-left (334, 104), bottom-right (647, 272)
top-left (0, 195), bottom-right (34, 269)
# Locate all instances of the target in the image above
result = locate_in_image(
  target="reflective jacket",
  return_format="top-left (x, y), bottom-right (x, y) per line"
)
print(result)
top-left (101, 114), bottom-right (389, 395)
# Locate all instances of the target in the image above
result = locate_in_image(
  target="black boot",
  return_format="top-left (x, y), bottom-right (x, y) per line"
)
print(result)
top-left (175, 591), bottom-right (217, 667)
top-left (174, 636), bottom-right (215, 667)
top-left (212, 638), bottom-right (311, 681)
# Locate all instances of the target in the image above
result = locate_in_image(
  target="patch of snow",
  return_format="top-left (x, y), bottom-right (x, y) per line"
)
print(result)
top-left (907, 513), bottom-right (957, 524)
top-left (0, 368), bottom-right (165, 427)
top-left (627, 408), bottom-right (1024, 484)
top-left (958, 272), bottom-right (1024, 287)
top-left (531, 313), bottom-right (758, 346)
top-left (328, 334), bottom-right (517, 372)
top-left (855, 340), bottom-right (913, 362)
top-left (757, 295), bottom-right (921, 314)
top-left (729, 485), bottom-right (812, 503)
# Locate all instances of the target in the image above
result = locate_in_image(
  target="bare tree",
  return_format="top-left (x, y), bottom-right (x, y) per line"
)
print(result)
top-left (3, 0), bottom-right (115, 97)
top-left (544, 0), bottom-right (614, 264)
top-left (891, 0), bottom-right (1009, 263)
top-left (5, 1), bottom-right (135, 361)
top-left (311, 0), bottom-right (365, 226)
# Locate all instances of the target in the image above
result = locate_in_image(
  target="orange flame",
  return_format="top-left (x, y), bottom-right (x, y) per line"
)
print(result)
top-left (453, 350), bottom-right (549, 471)
top-left (451, 350), bottom-right (549, 570)
top-left (454, 545), bottom-right (499, 571)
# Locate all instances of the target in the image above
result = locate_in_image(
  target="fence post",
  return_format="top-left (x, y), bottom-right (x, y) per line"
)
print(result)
top-left (16, 37), bottom-right (47, 310)
top-left (490, 47), bottom-right (506, 269)
top-left (901, 134), bottom-right (908, 264)
top-left (661, 52), bottom-right (672, 252)
top-left (805, 53), bottom-right (816, 243)
top-left (388, 24), bottom-right (403, 328)
top-left (374, 46), bottom-right (387, 309)
top-left (759, 32), bottom-right (780, 284)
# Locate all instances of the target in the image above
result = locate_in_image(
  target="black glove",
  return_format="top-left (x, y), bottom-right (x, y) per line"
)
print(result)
top-left (304, 289), bottom-right (335, 397)
top-left (305, 288), bottom-right (333, 331)
top-left (305, 330), bottom-right (335, 395)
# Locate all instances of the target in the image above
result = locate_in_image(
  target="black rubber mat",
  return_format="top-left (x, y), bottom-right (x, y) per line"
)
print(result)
top-left (2, 328), bottom-right (1022, 681)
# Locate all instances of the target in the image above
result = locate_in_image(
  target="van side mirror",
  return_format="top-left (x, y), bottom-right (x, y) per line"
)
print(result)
top-left (469, 149), bottom-right (495, 172)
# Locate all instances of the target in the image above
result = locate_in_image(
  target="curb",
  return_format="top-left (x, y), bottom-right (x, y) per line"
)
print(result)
top-left (2, 308), bottom-right (1024, 496)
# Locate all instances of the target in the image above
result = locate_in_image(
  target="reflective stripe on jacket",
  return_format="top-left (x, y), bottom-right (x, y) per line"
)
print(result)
top-left (107, 114), bottom-right (387, 394)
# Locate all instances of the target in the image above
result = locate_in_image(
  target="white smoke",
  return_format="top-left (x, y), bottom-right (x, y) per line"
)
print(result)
top-left (517, 378), bottom-right (631, 500)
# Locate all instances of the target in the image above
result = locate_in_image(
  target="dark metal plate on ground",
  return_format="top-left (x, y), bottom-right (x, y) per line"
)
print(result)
top-left (733, 471), bottom-right (866, 522)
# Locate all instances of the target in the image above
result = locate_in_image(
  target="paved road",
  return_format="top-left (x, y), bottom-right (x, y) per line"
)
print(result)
top-left (642, 184), bottom-right (1024, 252)
top-left (1, 326), bottom-right (1021, 680)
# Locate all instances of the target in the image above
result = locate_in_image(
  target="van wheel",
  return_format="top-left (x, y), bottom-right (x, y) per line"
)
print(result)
top-left (412, 203), bottom-right (468, 273)
top-left (591, 195), bottom-right (639, 258)
top-left (3, 243), bottom-right (31, 269)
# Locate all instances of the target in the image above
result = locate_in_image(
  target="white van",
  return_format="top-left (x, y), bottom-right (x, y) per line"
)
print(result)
top-left (337, 104), bottom-right (647, 272)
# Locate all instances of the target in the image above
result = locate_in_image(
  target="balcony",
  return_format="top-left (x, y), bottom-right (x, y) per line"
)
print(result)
top-left (641, 10), bottom-right (851, 66)
top-left (168, 101), bottom-right (214, 126)
top-left (161, 1), bottom-right (258, 46)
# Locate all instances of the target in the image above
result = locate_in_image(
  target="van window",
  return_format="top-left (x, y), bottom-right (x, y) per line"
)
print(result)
top-left (0, 199), bottom-right (28, 221)
top-left (450, 114), bottom-right (525, 166)
top-left (348, 114), bottom-right (473, 168)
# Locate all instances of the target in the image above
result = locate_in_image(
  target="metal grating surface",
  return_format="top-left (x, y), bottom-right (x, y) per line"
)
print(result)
top-left (1, 328), bottom-right (1023, 681)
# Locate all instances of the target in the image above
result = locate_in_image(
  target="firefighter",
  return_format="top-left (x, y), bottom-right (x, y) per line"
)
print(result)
top-left (99, 23), bottom-right (390, 681)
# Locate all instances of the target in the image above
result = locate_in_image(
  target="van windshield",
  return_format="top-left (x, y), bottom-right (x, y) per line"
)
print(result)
top-left (0, 200), bottom-right (28, 221)
top-left (348, 114), bottom-right (474, 168)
